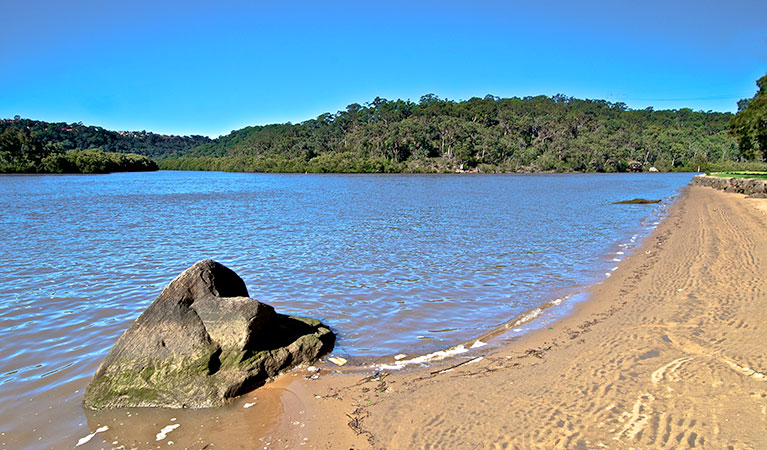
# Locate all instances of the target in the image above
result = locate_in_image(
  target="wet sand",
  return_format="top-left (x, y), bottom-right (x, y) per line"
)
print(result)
top-left (267, 185), bottom-right (767, 449)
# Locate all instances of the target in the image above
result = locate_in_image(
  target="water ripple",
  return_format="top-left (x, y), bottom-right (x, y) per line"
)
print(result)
top-left (0, 171), bottom-right (693, 448)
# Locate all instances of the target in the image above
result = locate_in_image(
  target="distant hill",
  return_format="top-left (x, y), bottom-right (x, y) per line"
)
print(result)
top-left (0, 117), bottom-right (210, 173)
top-left (162, 94), bottom-right (742, 173)
top-left (3, 93), bottom-right (754, 175)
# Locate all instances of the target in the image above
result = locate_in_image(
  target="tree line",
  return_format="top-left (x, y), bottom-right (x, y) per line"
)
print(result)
top-left (39, 148), bottom-right (158, 174)
top-left (0, 117), bottom-right (208, 173)
top-left (5, 76), bottom-right (766, 175)
top-left (160, 94), bottom-right (743, 173)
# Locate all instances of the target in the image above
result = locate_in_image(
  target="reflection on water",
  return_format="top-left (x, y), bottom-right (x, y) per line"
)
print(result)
top-left (0, 171), bottom-right (693, 448)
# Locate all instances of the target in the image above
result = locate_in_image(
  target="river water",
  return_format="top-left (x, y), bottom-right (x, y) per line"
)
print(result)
top-left (0, 171), bottom-right (694, 448)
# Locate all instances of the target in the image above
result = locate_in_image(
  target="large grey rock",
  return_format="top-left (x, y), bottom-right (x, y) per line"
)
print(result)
top-left (84, 260), bottom-right (335, 409)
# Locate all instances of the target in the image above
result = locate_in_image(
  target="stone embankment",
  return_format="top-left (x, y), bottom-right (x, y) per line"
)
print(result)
top-left (691, 174), bottom-right (767, 198)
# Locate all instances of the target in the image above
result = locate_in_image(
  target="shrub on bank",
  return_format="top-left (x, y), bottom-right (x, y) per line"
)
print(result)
top-left (38, 149), bottom-right (157, 174)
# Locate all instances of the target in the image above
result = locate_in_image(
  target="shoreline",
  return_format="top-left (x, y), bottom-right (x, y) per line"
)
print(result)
top-left (284, 182), bottom-right (678, 371)
top-left (261, 185), bottom-right (767, 448)
top-left (311, 182), bottom-right (678, 370)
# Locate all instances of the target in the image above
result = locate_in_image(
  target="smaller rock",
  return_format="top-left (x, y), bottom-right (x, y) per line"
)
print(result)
top-left (328, 356), bottom-right (348, 366)
top-left (613, 198), bottom-right (661, 205)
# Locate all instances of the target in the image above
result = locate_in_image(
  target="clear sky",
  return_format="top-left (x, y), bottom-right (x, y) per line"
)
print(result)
top-left (2, 0), bottom-right (766, 137)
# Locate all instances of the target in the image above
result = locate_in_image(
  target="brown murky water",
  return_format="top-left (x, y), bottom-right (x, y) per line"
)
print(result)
top-left (0, 171), bottom-right (693, 448)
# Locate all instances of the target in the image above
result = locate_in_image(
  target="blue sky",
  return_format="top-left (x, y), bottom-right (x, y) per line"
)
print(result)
top-left (2, 0), bottom-right (766, 137)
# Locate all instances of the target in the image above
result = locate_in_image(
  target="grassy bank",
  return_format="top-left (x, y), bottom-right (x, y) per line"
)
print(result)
top-left (710, 171), bottom-right (767, 180)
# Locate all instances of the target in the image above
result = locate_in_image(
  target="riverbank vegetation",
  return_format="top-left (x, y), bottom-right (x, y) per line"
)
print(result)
top-left (0, 117), bottom-right (207, 173)
top-left (40, 149), bottom-right (157, 174)
top-left (7, 75), bottom-right (767, 174)
top-left (160, 94), bottom-right (740, 173)
top-left (0, 146), bottom-right (157, 174)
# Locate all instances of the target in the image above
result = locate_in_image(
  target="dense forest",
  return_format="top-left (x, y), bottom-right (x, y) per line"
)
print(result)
top-left (5, 80), bottom-right (766, 175)
top-left (160, 94), bottom-right (743, 173)
top-left (0, 117), bottom-right (209, 173)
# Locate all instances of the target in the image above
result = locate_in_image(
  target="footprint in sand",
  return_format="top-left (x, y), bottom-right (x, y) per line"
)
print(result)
top-left (651, 356), bottom-right (694, 388)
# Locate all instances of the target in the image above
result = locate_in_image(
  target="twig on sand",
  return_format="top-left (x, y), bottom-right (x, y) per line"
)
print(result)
top-left (356, 371), bottom-right (388, 386)
top-left (346, 413), bottom-right (364, 434)
top-left (524, 345), bottom-right (552, 359)
top-left (430, 356), bottom-right (484, 375)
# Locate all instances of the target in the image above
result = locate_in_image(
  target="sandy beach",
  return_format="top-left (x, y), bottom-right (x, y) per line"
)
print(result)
top-left (253, 185), bottom-right (767, 449)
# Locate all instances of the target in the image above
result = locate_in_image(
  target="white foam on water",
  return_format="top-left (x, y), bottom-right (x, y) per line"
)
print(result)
top-left (550, 293), bottom-right (573, 306)
top-left (470, 340), bottom-right (486, 349)
top-left (377, 344), bottom-right (470, 370)
top-left (385, 302), bottom-right (557, 371)
top-left (75, 425), bottom-right (109, 447)
top-left (243, 402), bottom-right (256, 408)
top-left (514, 308), bottom-right (542, 326)
top-left (156, 424), bottom-right (180, 441)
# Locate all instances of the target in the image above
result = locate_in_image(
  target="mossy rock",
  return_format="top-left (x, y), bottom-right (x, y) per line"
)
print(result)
top-left (83, 260), bottom-right (335, 409)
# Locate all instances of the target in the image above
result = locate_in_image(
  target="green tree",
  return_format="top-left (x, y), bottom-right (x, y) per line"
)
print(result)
top-left (730, 73), bottom-right (767, 160)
